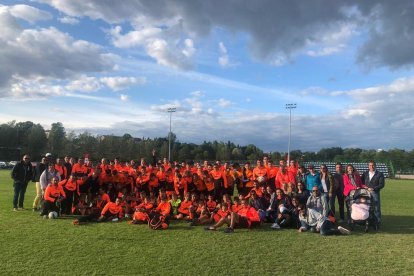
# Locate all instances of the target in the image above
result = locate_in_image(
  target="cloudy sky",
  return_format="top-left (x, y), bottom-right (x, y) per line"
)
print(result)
top-left (0, 0), bottom-right (413, 152)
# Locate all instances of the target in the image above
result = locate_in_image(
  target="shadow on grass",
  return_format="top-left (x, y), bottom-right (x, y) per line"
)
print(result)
top-left (342, 215), bottom-right (414, 235)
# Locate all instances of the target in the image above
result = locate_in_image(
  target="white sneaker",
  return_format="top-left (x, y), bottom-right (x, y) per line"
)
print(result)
top-left (112, 218), bottom-right (119, 222)
top-left (270, 223), bottom-right (281, 229)
top-left (43, 215), bottom-right (48, 219)
top-left (338, 226), bottom-right (351, 235)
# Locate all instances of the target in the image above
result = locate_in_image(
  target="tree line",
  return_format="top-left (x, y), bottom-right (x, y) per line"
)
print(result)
top-left (0, 121), bottom-right (413, 172)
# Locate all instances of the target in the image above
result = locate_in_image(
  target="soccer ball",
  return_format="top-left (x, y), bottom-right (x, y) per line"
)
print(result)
top-left (48, 211), bottom-right (58, 219)
top-left (257, 176), bottom-right (265, 183)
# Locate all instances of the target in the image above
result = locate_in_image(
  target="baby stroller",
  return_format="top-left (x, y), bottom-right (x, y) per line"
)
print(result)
top-left (348, 188), bottom-right (378, 232)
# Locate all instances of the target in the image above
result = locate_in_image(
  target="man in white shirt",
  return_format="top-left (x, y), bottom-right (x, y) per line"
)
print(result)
top-left (362, 161), bottom-right (385, 225)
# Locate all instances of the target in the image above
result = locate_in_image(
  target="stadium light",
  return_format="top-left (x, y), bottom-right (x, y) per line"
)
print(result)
top-left (285, 103), bottom-right (297, 164)
top-left (167, 107), bottom-right (176, 162)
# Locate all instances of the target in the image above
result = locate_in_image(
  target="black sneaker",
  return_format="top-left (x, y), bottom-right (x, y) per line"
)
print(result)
top-left (223, 227), bottom-right (234, 233)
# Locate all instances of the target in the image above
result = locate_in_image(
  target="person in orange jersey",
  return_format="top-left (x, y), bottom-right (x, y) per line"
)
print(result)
top-left (71, 157), bottom-right (88, 180)
top-left (253, 159), bottom-right (268, 187)
top-left (193, 173), bottom-right (206, 195)
top-left (156, 166), bottom-right (167, 190)
top-left (242, 162), bottom-right (254, 196)
top-left (174, 171), bottom-right (187, 199)
top-left (205, 199), bottom-right (260, 233)
top-left (164, 168), bottom-right (175, 198)
top-left (275, 165), bottom-right (296, 195)
top-left (40, 177), bottom-right (66, 217)
top-left (288, 159), bottom-right (299, 176)
top-left (59, 174), bottom-right (83, 215)
top-left (130, 196), bottom-right (154, 224)
top-left (176, 192), bottom-right (192, 220)
top-left (210, 164), bottom-right (227, 202)
top-left (266, 160), bottom-right (279, 190)
top-left (148, 173), bottom-right (160, 197)
top-left (55, 158), bottom-right (68, 180)
top-left (98, 197), bottom-right (123, 222)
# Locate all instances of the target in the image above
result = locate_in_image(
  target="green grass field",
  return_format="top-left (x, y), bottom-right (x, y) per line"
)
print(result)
top-left (1, 170), bottom-right (413, 275)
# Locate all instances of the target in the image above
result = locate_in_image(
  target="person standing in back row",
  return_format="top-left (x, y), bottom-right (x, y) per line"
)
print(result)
top-left (11, 154), bottom-right (33, 211)
top-left (362, 161), bottom-right (385, 225)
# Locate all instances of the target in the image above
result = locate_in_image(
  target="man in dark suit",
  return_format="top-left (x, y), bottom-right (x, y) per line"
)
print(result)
top-left (362, 161), bottom-right (385, 224)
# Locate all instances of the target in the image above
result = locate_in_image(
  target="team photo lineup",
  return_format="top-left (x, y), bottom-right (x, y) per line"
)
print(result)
top-left (11, 152), bottom-right (385, 234)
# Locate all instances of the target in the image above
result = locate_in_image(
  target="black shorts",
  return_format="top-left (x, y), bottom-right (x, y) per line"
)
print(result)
top-left (235, 216), bottom-right (249, 228)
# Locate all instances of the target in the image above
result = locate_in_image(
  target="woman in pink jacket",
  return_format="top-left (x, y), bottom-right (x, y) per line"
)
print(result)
top-left (343, 164), bottom-right (367, 197)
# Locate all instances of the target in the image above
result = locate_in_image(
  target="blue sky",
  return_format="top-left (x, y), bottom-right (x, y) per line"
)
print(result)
top-left (0, 0), bottom-right (413, 152)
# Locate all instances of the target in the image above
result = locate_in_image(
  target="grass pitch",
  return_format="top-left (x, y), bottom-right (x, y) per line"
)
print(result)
top-left (0, 170), bottom-right (413, 275)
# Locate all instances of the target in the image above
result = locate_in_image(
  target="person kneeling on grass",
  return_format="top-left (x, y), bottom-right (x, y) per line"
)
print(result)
top-left (298, 205), bottom-right (351, 236)
top-left (40, 177), bottom-right (66, 219)
top-left (205, 199), bottom-right (260, 233)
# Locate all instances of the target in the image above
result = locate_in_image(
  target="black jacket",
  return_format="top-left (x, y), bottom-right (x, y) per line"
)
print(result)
top-left (362, 170), bottom-right (385, 192)
top-left (33, 162), bottom-right (47, 182)
top-left (11, 161), bottom-right (33, 184)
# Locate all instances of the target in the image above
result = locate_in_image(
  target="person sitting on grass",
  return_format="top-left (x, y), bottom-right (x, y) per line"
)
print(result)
top-left (40, 176), bottom-right (66, 219)
top-left (130, 197), bottom-right (154, 224)
top-left (176, 192), bottom-right (192, 220)
top-left (73, 197), bottom-right (123, 225)
top-left (306, 187), bottom-right (328, 218)
top-left (169, 192), bottom-right (181, 218)
top-left (298, 205), bottom-right (351, 236)
top-left (205, 199), bottom-right (260, 233)
top-left (270, 189), bottom-right (292, 229)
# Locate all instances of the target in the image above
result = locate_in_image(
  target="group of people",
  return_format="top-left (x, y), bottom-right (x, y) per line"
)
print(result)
top-left (10, 151), bottom-right (385, 234)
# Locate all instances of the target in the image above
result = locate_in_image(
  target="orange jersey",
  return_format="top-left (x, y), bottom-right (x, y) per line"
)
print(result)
top-left (174, 177), bottom-right (188, 194)
top-left (71, 163), bottom-right (88, 177)
top-left (178, 200), bottom-right (192, 215)
top-left (156, 201), bottom-right (171, 216)
top-left (44, 184), bottom-right (66, 202)
top-left (55, 164), bottom-right (67, 179)
top-left (206, 200), bottom-right (217, 212)
top-left (101, 202), bottom-right (123, 218)
top-left (101, 193), bottom-right (111, 203)
top-left (156, 171), bottom-right (167, 182)
top-left (136, 202), bottom-right (154, 212)
top-left (267, 166), bottom-right (279, 178)
top-left (244, 169), bottom-right (254, 188)
top-left (275, 171), bottom-right (295, 189)
top-left (210, 169), bottom-right (227, 189)
top-left (149, 178), bottom-right (159, 188)
top-left (194, 179), bottom-right (206, 192)
top-left (204, 178), bottom-right (214, 192)
top-left (253, 166), bottom-right (268, 179)
top-left (213, 209), bottom-right (230, 222)
top-left (231, 203), bottom-right (243, 213)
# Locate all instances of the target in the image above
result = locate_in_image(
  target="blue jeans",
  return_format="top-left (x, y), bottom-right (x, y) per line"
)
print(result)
top-left (13, 181), bottom-right (28, 208)
top-left (371, 191), bottom-right (381, 223)
top-left (319, 220), bottom-right (338, 236)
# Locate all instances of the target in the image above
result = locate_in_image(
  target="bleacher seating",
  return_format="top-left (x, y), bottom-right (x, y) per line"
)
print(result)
top-left (302, 162), bottom-right (390, 178)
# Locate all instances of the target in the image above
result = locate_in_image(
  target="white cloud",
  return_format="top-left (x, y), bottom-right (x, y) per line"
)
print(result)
top-left (2, 4), bottom-right (52, 24)
top-left (120, 94), bottom-right (129, 101)
top-left (66, 75), bottom-right (102, 92)
top-left (190, 91), bottom-right (204, 97)
top-left (58, 16), bottom-right (79, 25)
top-left (100, 76), bottom-right (146, 91)
top-left (36, 1), bottom-right (414, 69)
top-left (218, 42), bottom-right (229, 67)
top-left (0, 10), bottom-right (113, 98)
top-left (217, 98), bottom-right (232, 107)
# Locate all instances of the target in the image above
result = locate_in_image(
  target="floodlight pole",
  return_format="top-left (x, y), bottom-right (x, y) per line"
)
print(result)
top-left (167, 107), bottom-right (176, 162)
top-left (285, 103), bottom-right (297, 164)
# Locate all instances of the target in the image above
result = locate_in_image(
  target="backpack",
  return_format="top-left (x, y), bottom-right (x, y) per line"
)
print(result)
top-left (148, 212), bottom-right (168, 230)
